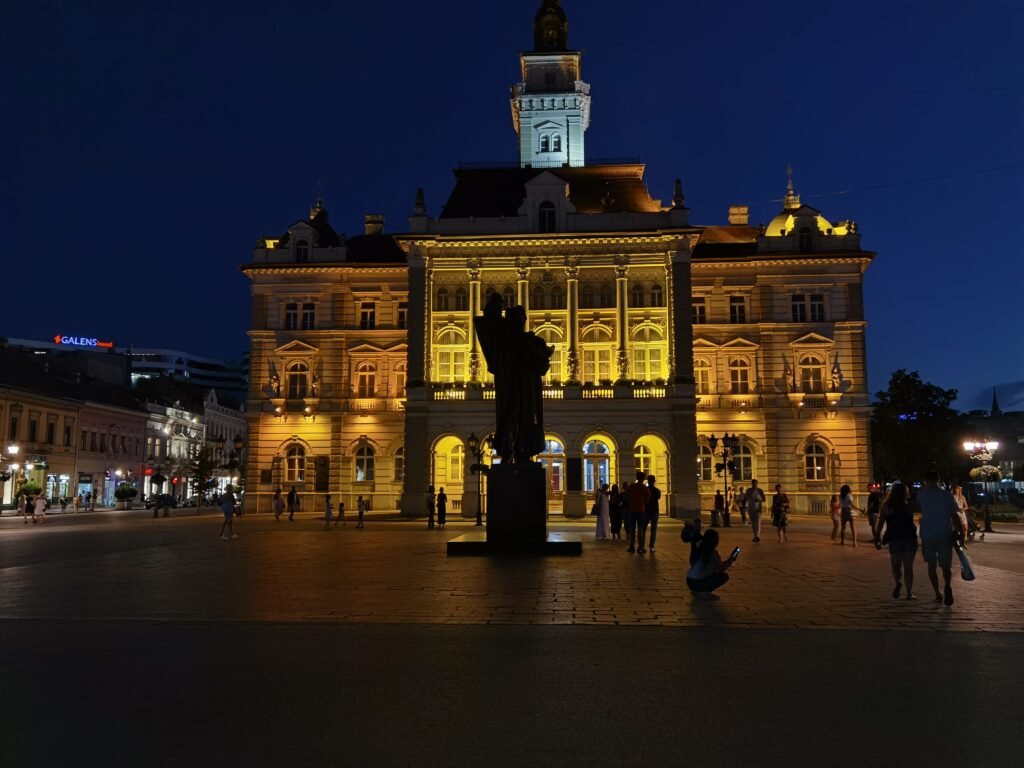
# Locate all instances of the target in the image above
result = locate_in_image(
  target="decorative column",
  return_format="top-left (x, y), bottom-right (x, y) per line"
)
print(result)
top-left (400, 247), bottom-right (431, 517)
top-left (565, 259), bottom-right (580, 382)
top-left (615, 259), bottom-right (630, 382)
top-left (668, 236), bottom-right (700, 520)
top-left (516, 261), bottom-right (530, 310)
top-left (467, 259), bottom-right (482, 382)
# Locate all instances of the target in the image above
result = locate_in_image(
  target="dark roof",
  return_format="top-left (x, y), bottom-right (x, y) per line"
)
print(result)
top-left (439, 163), bottom-right (662, 218)
top-left (344, 234), bottom-right (407, 264)
top-left (691, 226), bottom-right (759, 260)
top-left (277, 208), bottom-right (344, 248)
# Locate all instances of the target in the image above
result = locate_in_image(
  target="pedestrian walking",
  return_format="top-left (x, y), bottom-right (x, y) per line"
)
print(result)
top-left (272, 488), bottom-right (285, 521)
top-left (356, 495), bottom-right (367, 529)
top-left (829, 494), bottom-right (841, 540)
top-left (838, 485), bottom-right (862, 546)
top-left (219, 490), bottom-right (237, 540)
top-left (287, 486), bottom-right (300, 522)
top-left (875, 482), bottom-right (918, 600)
top-left (736, 485), bottom-right (748, 525)
top-left (866, 485), bottom-right (884, 546)
top-left (87, 492), bottom-right (95, 512)
top-left (728, 488), bottom-right (740, 527)
top-left (646, 475), bottom-right (662, 551)
top-left (33, 495), bottom-right (47, 524)
top-left (609, 483), bottom-right (623, 539)
top-left (951, 485), bottom-right (969, 544)
top-left (436, 488), bottom-right (447, 529)
top-left (625, 470), bottom-right (651, 553)
top-left (594, 483), bottom-right (611, 539)
top-left (712, 490), bottom-right (725, 527)
top-left (746, 479), bottom-right (766, 542)
top-left (685, 528), bottom-right (738, 601)
top-left (771, 483), bottom-right (790, 543)
top-left (73, 495), bottom-right (81, 514)
top-left (60, 498), bottom-right (68, 514)
top-left (334, 500), bottom-right (346, 528)
top-left (426, 485), bottom-right (436, 529)
top-left (324, 494), bottom-right (333, 529)
top-left (916, 471), bottom-right (960, 606)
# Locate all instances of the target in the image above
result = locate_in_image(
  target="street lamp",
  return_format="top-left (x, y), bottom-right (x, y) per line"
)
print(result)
top-left (708, 432), bottom-right (740, 527)
top-left (963, 439), bottom-right (999, 532)
top-left (467, 432), bottom-right (488, 527)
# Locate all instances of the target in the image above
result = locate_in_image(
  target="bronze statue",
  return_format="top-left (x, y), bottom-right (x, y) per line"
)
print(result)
top-left (474, 293), bottom-right (552, 463)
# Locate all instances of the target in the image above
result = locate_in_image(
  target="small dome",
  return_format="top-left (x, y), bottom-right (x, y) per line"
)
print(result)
top-left (764, 205), bottom-right (834, 237)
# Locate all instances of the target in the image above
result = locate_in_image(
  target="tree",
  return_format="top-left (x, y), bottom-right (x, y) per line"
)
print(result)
top-left (188, 446), bottom-right (219, 511)
top-left (871, 369), bottom-right (966, 484)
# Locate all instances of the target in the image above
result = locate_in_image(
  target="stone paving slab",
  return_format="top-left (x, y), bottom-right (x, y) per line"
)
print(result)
top-left (2, 514), bottom-right (1022, 631)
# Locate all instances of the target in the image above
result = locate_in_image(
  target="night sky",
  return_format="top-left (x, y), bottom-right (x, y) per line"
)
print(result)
top-left (4, 0), bottom-right (1022, 409)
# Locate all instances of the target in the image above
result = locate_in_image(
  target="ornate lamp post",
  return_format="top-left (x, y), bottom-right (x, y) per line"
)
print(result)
top-left (708, 432), bottom-right (740, 526)
top-left (1, 444), bottom-right (20, 511)
top-left (467, 432), bottom-right (487, 527)
top-left (963, 440), bottom-right (999, 532)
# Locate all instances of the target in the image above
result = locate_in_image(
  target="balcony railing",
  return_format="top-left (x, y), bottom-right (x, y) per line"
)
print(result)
top-left (344, 398), bottom-right (406, 412)
top-left (697, 394), bottom-right (762, 410)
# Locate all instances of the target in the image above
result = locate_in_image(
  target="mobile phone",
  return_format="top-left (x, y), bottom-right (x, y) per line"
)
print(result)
top-left (731, 546), bottom-right (741, 560)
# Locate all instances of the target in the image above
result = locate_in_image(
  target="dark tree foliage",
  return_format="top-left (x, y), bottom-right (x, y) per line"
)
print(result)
top-left (189, 446), bottom-right (219, 503)
top-left (871, 370), bottom-right (966, 484)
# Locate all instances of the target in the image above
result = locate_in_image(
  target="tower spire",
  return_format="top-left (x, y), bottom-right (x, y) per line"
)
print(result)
top-left (991, 387), bottom-right (1003, 417)
top-left (783, 165), bottom-right (801, 210)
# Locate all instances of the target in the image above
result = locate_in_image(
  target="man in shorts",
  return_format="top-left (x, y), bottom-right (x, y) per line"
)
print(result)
top-left (916, 471), bottom-right (959, 606)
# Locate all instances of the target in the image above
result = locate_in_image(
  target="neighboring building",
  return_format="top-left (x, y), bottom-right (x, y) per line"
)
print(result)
top-left (241, 0), bottom-right (875, 516)
top-left (141, 401), bottom-right (207, 501)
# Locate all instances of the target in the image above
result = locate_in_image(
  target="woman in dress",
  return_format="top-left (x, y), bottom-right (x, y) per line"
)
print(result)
top-left (838, 484), bottom-right (863, 547)
top-left (609, 484), bottom-right (622, 539)
top-left (436, 487), bottom-right (448, 529)
top-left (771, 483), bottom-right (790, 543)
top-left (595, 483), bottom-right (611, 539)
top-left (272, 488), bottom-right (285, 522)
top-left (829, 494), bottom-right (841, 540)
top-left (875, 482), bottom-right (918, 599)
top-left (951, 485), bottom-right (969, 543)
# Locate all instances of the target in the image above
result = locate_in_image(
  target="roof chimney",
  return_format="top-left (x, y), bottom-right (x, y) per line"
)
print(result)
top-left (728, 205), bottom-right (749, 226)
top-left (364, 214), bottom-right (384, 235)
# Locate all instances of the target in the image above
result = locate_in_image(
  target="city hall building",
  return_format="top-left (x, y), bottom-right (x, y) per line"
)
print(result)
top-left (242, 0), bottom-right (874, 518)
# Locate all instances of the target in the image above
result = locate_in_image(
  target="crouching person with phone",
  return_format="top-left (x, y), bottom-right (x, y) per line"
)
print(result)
top-left (684, 528), bottom-right (738, 601)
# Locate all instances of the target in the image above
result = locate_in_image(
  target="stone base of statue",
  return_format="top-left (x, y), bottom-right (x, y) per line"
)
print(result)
top-left (447, 461), bottom-right (582, 556)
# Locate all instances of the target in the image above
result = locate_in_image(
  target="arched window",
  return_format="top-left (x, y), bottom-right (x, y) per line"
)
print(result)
top-left (286, 444), bottom-right (306, 482)
top-left (581, 284), bottom-right (595, 308)
top-left (634, 444), bottom-right (653, 476)
top-left (539, 134), bottom-right (551, 153)
top-left (799, 354), bottom-right (825, 393)
top-left (435, 327), bottom-right (466, 382)
top-left (485, 286), bottom-right (498, 304)
top-left (454, 287), bottom-right (468, 311)
top-left (355, 445), bottom-right (375, 482)
top-left (295, 239), bottom-right (309, 263)
top-left (532, 286), bottom-right (545, 310)
top-left (356, 362), bottom-right (377, 398)
top-left (694, 359), bottom-right (713, 394)
top-left (550, 285), bottom-right (565, 309)
top-left (650, 284), bottom-right (664, 307)
top-left (502, 285), bottom-right (516, 309)
top-left (798, 227), bottom-right (812, 253)
top-left (630, 284), bottom-right (645, 308)
top-left (729, 358), bottom-right (751, 395)
top-left (805, 443), bottom-right (828, 481)
top-left (448, 443), bottom-right (464, 482)
top-left (287, 362), bottom-right (309, 399)
top-left (539, 201), bottom-right (556, 233)
top-left (394, 448), bottom-right (405, 481)
top-left (552, 134), bottom-right (562, 152)
top-left (599, 284), bottom-right (613, 307)
top-left (734, 444), bottom-right (754, 481)
top-left (697, 444), bottom-right (713, 482)
top-left (394, 364), bottom-right (407, 397)
top-left (583, 439), bottom-right (611, 493)
top-left (436, 287), bottom-right (450, 311)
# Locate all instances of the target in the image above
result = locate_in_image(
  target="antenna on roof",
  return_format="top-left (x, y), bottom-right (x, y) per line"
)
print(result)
top-left (310, 179), bottom-right (325, 219)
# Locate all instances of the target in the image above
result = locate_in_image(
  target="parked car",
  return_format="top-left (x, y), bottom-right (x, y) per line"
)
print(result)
top-left (144, 494), bottom-right (178, 510)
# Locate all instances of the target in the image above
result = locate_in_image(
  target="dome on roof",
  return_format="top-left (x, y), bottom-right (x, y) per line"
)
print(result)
top-left (534, 1), bottom-right (568, 51)
top-left (764, 205), bottom-right (834, 237)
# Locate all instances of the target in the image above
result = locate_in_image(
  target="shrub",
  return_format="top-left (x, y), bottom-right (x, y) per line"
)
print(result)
top-left (115, 484), bottom-right (139, 501)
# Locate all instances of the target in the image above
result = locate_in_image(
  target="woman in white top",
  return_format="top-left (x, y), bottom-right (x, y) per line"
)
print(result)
top-left (594, 484), bottom-right (611, 539)
top-left (33, 495), bottom-right (47, 524)
top-left (951, 485), bottom-right (969, 542)
top-left (838, 484), bottom-right (863, 547)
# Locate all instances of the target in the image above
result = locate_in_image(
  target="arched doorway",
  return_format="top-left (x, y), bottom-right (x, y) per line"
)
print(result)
top-left (583, 436), bottom-right (615, 496)
top-left (634, 434), bottom-right (670, 497)
top-left (431, 435), bottom-right (466, 513)
top-left (537, 436), bottom-right (565, 511)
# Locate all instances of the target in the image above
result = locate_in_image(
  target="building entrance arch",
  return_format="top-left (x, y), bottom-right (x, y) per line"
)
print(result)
top-left (582, 435), bottom-right (616, 496)
top-left (634, 433), bottom-right (671, 497)
top-left (431, 435), bottom-right (466, 511)
top-left (537, 435), bottom-right (565, 511)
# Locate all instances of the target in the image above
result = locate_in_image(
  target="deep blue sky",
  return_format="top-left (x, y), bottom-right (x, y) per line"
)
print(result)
top-left (4, 0), bottom-right (1022, 409)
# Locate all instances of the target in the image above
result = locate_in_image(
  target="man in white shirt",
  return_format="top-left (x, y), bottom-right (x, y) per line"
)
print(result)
top-left (917, 471), bottom-right (960, 606)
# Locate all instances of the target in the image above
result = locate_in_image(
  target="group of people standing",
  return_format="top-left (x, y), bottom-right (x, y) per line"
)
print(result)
top-left (269, 487), bottom-right (367, 529)
top-left (594, 471), bottom-right (662, 554)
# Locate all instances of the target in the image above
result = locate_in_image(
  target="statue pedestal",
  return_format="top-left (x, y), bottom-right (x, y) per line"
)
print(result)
top-left (447, 462), bottom-right (581, 555)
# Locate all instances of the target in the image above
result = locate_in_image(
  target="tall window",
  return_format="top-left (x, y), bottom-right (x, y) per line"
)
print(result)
top-left (694, 359), bottom-right (713, 394)
top-left (581, 325), bottom-right (613, 383)
top-left (436, 288), bottom-right (449, 311)
top-left (9, 416), bottom-right (18, 441)
top-left (539, 201), bottom-right (556, 233)
top-left (536, 327), bottom-right (562, 384)
top-left (799, 355), bottom-right (825, 393)
top-left (355, 445), bottom-right (375, 482)
top-left (539, 134), bottom-right (551, 153)
top-left (809, 294), bottom-right (826, 322)
top-left (650, 284), bottom-right (664, 307)
top-left (64, 425), bottom-right (72, 447)
top-left (287, 362), bottom-right (309, 399)
top-left (634, 444), bottom-right (653, 476)
top-left (356, 363), bottom-right (377, 398)
top-left (436, 328), bottom-right (466, 382)
top-left (295, 240), bottom-right (309, 262)
top-left (46, 422), bottom-right (56, 444)
top-left (448, 444), bottom-right (464, 482)
top-left (798, 227), bottom-right (812, 253)
top-left (791, 295), bottom-right (807, 322)
top-left (397, 301), bottom-right (408, 329)
top-left (394, 448), bottom-right (405, 481)
top-left (729, 295), bottom-right (747, 324)
top-left (394, 364), bottom-right (407, 397)
top-left (630, 284), bottom-right (644, 308)
top-left (285, 303), bottom-right (299, 330)
top-left (286, 445), bottom-right (306, 482)
top-left (581, 284), bottom-right (595, 309)
top-left (28, 417), bottom-right (38, 443)
top-left (805, 444), bottom-right (828, 481)
top-left (550, 285), bottom-right (565, 309)
top-left (532, 286), bottom-right (545, 310)
top-left (691, 297), bottom-right (707, 324)
top-left (359, 302), bottom-right (376, 329)
top-left (552, 134), bottom-right (562, 152)
top-left (697, 444), bottom-right (713, 482)
top-left (454, 288), bottom-right (468, 311)
top-left (729, 358), bottom-right (751, 394)
top-left (599, 284), bottom-right (613, 307)
top-left (631, 325), bottom-right (664, 381)
top-left (301, 303), bottom-right (316, 330)
top-left (502, 286), bottom-right (516, 309)
top-left (734, 444), bottom-right (753, 481)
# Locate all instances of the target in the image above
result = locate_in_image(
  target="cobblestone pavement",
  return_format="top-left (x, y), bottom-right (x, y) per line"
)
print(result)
top-left (2, 512), bottom-right (1021, 632)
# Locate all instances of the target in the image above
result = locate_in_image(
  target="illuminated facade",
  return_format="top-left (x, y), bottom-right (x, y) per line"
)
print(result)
top-left (242, 0), bottom-right (874, 517)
